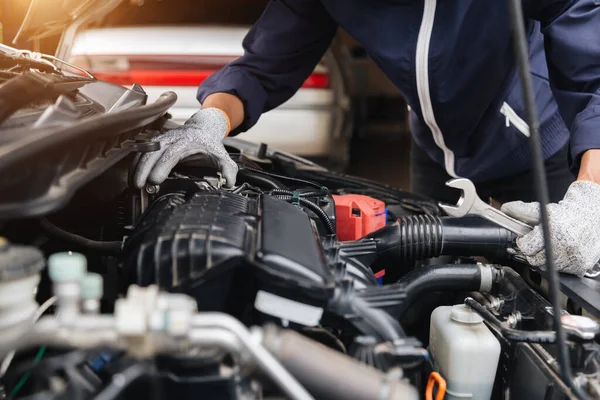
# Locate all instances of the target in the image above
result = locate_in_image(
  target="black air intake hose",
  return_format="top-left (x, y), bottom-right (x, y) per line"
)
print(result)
top-left (356, 264), bottom-right (501, 319)
top-left (398, 263), bottom-right (498, 301)
top-left (340, 215), bottom-right (516, 262)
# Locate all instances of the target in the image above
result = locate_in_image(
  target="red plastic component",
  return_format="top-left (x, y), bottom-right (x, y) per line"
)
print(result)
top-left (332, 194), bottom-right (386, 241)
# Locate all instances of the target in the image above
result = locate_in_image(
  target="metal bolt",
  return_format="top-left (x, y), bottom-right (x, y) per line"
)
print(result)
top-left (490, 298), bottom-right (499, 310)
top-left (485, 295), bottom-right (503, 312)
top-left (145, 184), bottom-right (159, 194)
top-left (506, 311), bottom-right (521, 329)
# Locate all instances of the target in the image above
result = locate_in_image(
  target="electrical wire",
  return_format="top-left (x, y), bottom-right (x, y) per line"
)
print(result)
top-left (0, 297), bottom-right (57, 378)
top-left (238, 171), bottom-right (283, 189)
top-left (271, 194), bottom-right (336, 234)
top-left (238, 165), bottom-right (326, 190)
top-left (506, 1), bottom-right (586, 398)
top-left (268, 189), bottom-right (327, 198)
top-left (228, 182), bottom-right (264, 194)
top-left (1, 297), bottom-right (56, 397)
top-left (465, 297), bottom-right (556, 343)
top-left (8, 346), bottom-right (47, 398)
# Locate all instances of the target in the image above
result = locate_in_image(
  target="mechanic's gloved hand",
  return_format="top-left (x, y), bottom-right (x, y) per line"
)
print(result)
top-left (501, 181), bottom-right (600, 277)
top-left (133, 108), bottom-right (237, 188)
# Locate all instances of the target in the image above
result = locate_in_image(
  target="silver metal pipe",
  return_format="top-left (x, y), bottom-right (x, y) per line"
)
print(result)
top-left (187, 328), bottom-right (244, 355)
top-left (35, 315), bottom-right (116, 331)
top-left (0, 316), bottom-right (121, 356)
top-left (191, 314), bottom-right (314, 400)
top-left (32, 318), bottom-right (121, 349)
top-left (1, 310), bottom-right (312, 400)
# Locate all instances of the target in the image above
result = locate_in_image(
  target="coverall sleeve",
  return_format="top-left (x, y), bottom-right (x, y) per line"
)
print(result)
top-left (526, 0), bottom-right (600, 173)
top-left (196, 0), bottom-right (338, 135)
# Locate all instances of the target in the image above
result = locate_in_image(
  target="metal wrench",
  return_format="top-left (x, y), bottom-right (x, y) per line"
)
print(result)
top-left (438, 178), bottom-right (533, 236)
top-left (439, 178), bottom-right (600, 279)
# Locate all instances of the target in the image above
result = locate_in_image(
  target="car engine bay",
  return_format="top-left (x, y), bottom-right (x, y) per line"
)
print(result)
top-left (1, 12), bottom-right (600, 400)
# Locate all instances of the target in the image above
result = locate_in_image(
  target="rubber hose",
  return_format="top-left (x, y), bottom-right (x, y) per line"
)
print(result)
top-left (343, 215), bottom-right (516, 261)
top-left (350, 297), bottom-right (403, 341)
top-left (400, 264), bottom-right (486, 299)
top-left (40, 218), bottom-right (122, 254)
top-left (358, 264), bottom-right (496, 319)
top-left (260, 326), bottom-right (419, 400)
top-left (465, 297), bottom-right (556, 343)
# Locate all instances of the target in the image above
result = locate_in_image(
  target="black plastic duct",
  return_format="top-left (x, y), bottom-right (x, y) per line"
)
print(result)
top-left (339, 215), bottom-right (516, 263)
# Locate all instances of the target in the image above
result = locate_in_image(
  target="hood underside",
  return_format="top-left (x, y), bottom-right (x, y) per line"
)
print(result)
top-left (14, 0), bottom-right (124, 45)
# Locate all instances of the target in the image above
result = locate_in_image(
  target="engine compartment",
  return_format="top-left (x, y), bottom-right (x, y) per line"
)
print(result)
top-left (1, 46), bottom-right (599, 398)
top-left (0, 138), bottom-right (599, 400)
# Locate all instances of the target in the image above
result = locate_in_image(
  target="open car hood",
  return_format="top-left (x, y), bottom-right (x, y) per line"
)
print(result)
top-left (14, 0), bottom-right (124, 59)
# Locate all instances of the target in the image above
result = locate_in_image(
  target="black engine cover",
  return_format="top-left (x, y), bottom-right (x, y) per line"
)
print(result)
top-left (125, 190), bottom-right (334, 320)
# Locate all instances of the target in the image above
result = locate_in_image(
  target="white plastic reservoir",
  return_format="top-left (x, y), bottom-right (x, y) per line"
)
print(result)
top-left (429, 304), bottom-right (501, 400)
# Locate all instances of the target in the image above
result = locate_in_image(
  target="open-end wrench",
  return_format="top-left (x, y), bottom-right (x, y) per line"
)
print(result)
top-left (439, 178), bottom-right (600, 279)
top-left (438, 178), bottom-right (533, 236)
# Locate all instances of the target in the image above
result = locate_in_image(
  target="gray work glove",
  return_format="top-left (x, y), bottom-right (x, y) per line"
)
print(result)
top-left (501, 181), bottom-right (600, 277)
top-left (133, 108), bottom-right (237, 188)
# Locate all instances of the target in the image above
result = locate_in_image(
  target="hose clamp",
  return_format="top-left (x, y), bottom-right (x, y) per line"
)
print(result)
top-left (478, 263), bottom-right (494, 292)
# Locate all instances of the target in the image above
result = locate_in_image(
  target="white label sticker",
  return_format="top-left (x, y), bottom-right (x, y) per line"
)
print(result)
top-left (254, 290), bottom-right (323, 327)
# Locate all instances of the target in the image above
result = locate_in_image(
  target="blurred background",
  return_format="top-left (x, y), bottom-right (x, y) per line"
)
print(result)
top-left (0, 0), bottom-right (411, 188)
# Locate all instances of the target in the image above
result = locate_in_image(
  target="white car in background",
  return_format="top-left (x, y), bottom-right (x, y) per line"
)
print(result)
top-left (68, 26), bottom-right (352, 167)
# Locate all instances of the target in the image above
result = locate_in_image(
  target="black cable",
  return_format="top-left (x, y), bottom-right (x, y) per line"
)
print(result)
top-left (271, 194), bottom-right (336, 234)
top-left (40, 218), bottom-right (123, 254)
top-left (239, 165), bottom-right (326, 190)
top-left (238, 170), bottom-right (283, 189)
top-left (268, 189), bottom-right (328, 198)
top-left (506, 1), bottom-right (585, 398)
top-left (230, 182), bottom-right (264, 194)
top-left (465, 297), bottom-right (556, 343)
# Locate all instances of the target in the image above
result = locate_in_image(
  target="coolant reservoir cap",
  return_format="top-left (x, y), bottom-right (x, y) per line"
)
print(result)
top-left (451, 304), bottom-right (484, 324)
top-left (0, 238), bottom-right (45, 281)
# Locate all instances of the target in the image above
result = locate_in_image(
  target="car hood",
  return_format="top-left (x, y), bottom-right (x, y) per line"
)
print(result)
top-left (14, 0), bottom-right (124, 52)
